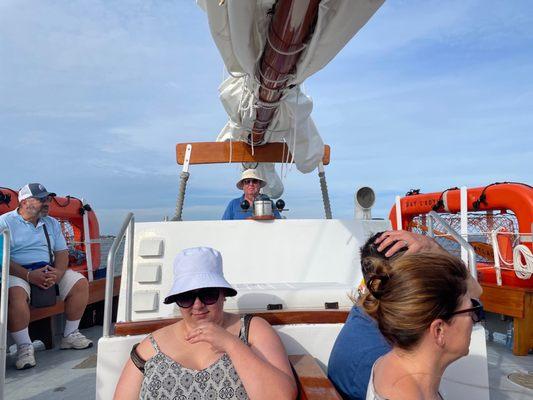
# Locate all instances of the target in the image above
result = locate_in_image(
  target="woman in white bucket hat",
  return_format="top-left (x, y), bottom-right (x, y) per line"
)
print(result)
top-left (221, 169), bottom-right (281, 220)
top-left (114, 247), bottom-right (297, 400)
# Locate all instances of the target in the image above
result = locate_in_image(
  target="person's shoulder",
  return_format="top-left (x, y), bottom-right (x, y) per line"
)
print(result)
top-left (0, 209), bottom-right (18, 221)
top-left (135, 325), bottom-right (173, 360)
top-left (248, 315), bottom-right (277, 339)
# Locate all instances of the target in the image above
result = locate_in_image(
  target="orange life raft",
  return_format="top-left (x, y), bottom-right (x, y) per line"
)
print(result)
top-left (388, 183), bottom-right (533, 288)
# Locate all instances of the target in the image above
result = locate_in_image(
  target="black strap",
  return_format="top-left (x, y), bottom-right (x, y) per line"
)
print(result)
top-left (243, 314), bottom-right (253, 343)
top-left (130, 343), bottom-right (146, 373)
top-left (42, 224), bottom-right (54, 265)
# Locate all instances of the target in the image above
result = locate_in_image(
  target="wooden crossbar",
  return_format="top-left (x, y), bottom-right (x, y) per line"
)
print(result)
top-left (176, 142), bottom-right (330, 165)
top-left (114, 309), bottom-right (348, 336)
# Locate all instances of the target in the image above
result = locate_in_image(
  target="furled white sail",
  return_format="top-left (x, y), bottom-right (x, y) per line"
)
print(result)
top-left (198, 0), bottom-right (384, 196)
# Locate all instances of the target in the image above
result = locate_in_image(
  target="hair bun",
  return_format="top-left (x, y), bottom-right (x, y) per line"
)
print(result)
top-left (366, 274), bottom-right (390, 299)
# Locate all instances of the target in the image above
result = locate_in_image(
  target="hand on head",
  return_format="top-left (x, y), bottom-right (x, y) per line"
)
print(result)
top-left (374, 230), bottom-right (446, 257)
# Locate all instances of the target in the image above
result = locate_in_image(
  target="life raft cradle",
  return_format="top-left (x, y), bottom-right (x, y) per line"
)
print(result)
top-left (389, 182), bottom-right (533, 286)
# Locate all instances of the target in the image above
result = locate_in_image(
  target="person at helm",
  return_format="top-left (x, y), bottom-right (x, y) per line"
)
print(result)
top-left (222, 169), bottom-right (281, 220)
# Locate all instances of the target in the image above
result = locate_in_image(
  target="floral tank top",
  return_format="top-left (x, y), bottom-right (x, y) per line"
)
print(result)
top-left (139, 315), bottom-right (251, 400)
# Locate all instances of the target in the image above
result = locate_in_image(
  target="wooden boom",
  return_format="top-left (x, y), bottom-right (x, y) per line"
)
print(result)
top-left (176, 142), bottom-right (330, 165)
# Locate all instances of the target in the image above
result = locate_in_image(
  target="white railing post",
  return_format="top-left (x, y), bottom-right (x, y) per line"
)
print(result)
top-left (395, 195), bottom-right (403, 230)
top-left (81, 199), bottom-right (94, 282)
top-left (460, 186), bottom-right (468, 265)
top-left (0, 228), bottom-right (11, 400)
top-left (103, 213), bottom-right (134, 338)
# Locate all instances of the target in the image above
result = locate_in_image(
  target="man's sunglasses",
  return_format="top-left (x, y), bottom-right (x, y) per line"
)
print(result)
top-left (447, 298), bottom-right (485, 323)
top-left (175, 288), bottom-right (221, 308)
top-left (35, 196), bottom-right (51, 203)
top-left (242, 179), bottom-right (260, 185)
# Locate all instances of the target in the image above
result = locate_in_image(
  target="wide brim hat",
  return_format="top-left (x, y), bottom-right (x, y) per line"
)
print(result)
top-left (164, 247), bottom-right (237, 304)
top-left (236, 169), bottom-right (267, 190)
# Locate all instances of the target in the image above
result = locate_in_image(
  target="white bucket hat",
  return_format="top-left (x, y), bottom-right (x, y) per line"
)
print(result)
top-left (236, 169), bottom-right (267, 190)
top-left (164, 247), bottom-right (237, 304)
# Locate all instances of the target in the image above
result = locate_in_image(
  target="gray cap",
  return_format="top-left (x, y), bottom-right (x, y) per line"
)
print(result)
top-left (18, 183), bottom-right (56, 202)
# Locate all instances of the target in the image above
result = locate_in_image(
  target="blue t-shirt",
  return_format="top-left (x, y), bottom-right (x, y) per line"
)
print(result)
top-left (328, 306), bottom-right (391, 400)
top-left (221, 195), bottom-right (281, 220)
top-left (0, 209), bottom-right (67, 267)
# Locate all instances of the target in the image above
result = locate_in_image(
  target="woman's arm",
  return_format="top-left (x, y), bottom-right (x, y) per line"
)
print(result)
top-left (113, 337), bottom-right (155, 400)
top-left (225, 317), bottom-right (297, 400)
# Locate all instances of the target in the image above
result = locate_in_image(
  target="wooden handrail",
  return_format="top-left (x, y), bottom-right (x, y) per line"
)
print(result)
top-left (176, 142), bottom-right (330, 166)
top-left (114, 309), bottom-right (348, 336)
top-left (289, 354), bottom-right (343, 400)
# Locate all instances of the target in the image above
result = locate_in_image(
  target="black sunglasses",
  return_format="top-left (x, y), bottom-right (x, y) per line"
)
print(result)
top-left (242, 179), bottom-right (260, 185)
top-left (447, 298), bottom-right (485, 323)
top-left (175, 288), bottom-right (221, 308)
top-left (35, 196), bottom-right (51, 203)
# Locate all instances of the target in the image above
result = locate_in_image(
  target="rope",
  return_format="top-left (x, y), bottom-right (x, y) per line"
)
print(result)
top-left (172, 172), bottom-right (190, 221)
top-left (265, 27), bottom-right (308, 56)
top-left (491, 227), bottom-right (533, 279)
top-left (318, 169), bottom-right (332, 219)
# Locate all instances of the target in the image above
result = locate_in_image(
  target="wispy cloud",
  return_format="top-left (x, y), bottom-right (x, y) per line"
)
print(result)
top-left (0, 0), bottom-right (531, 234)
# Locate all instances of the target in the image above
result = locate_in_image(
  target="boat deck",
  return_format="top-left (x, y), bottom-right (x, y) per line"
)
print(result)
top-left (4, 324), bottom-right (532, 400)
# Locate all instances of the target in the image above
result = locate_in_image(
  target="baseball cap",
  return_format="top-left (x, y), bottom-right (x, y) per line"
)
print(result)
top-left (18, 183), bottom-right (56, 202)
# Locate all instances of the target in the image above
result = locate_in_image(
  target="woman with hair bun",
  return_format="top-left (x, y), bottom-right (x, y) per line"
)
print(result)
top-left (328, 231), bottom-right (482, 400)
top-left (362, 250), bottom-right (483, 400)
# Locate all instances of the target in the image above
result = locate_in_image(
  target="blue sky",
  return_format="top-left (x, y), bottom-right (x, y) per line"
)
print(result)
top-left (1, 0), bottom-right (532, 234)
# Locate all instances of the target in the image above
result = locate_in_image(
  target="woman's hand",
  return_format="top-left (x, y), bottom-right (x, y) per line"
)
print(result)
top-left (185, 322), bottom-right (241, 354)
top-left (375, 230), bottom-right (447, 257)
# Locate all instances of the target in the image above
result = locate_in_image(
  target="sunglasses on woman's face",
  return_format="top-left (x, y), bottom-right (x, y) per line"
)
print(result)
top-left (448, 298), bottom-right (485, 323)
top-left (175, 288), bottom-right (221, 308)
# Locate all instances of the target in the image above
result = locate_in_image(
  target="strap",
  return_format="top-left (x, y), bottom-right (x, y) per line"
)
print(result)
top-left (42, 224), bottom-right (54, 265)
top-left (148, 334), bottom-right (160, 352)
top-left (130, 343), bottom-right (146, 373)
top-left (243, 314), bottom-right (253, 344)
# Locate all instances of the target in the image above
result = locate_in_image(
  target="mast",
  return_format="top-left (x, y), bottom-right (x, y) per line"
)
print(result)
top-left (250, 0), bottom-right (320, 145)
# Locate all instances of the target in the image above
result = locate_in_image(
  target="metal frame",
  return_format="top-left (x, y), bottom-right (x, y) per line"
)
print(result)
top-left (428, 211), bottom-right (478, 281)
top-left (0, 228), bottom-right (11, 400)
top-left (103, 213), bottom-right (134, 337)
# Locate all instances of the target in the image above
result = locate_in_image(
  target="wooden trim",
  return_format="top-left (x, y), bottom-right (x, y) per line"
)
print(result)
top-left (29, 276), bottom-right (121, 322)
top-left (114, 309), bottom-right (348, 337)
top-left (289, 354), bottom-right (342, 400)
top-left (479, 283), bottom-right (529, 319)
top-left (176, 142), bottom-right (330, 166)
top-left (480, 283), bottom-right (533, 355)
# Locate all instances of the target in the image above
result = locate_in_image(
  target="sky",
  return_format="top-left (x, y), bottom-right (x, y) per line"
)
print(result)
top-left (1, 0), bottom-right (532, 234)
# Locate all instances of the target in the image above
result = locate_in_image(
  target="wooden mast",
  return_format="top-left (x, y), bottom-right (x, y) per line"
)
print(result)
top-left (250, 0), bottom-right (321, 145)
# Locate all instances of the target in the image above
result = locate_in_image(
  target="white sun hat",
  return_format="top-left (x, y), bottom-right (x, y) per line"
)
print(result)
top-left (163, 247), bottom-right (237, 304)
top-left (236, 169), bottom-right (267, 190)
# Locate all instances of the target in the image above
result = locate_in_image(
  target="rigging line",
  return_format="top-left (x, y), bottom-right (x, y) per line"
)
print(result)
top-left (265, 25), bottom-right (308, 56)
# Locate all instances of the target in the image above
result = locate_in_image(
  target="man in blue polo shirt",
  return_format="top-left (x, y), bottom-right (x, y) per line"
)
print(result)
top-left (222, 169), bottom-right (281, 220)
top-left (0, 183), bottom-right (92, 370)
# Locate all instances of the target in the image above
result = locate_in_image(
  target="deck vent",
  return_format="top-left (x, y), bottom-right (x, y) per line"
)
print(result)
top-left (133, 291), bottom-right (159, 312)
top-left (135, 263), bottom-right (162, 283)
top-left (138, 238), bottom-right (164, 258)
top-left (267, 303), bottom-right (283, 310)
top-left (324, 302), bottom-right (339, 309)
